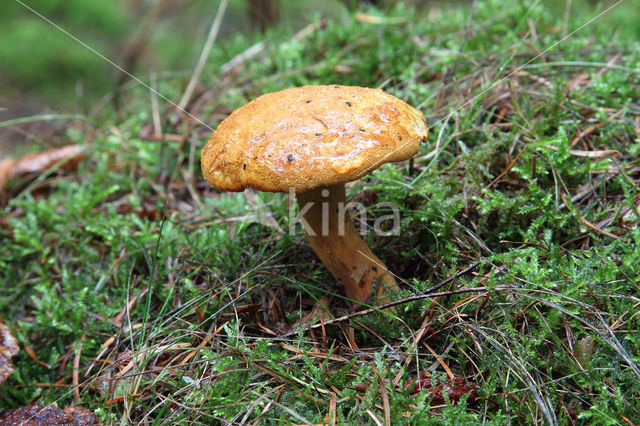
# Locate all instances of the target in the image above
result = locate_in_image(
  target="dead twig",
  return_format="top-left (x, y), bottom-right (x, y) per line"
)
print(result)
top-left (282, 263), bottom-right (482, 336)
top-left (171, 0), bottom-right (228, 125)
top-left (73, 335), bottom-right (85, 401)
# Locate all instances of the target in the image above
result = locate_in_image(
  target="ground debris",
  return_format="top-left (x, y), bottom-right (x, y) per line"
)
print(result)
top-left (0, 144), bottom-right (84, 194)
top-left (0, 322), bottom-right (19, 384)
top-left (405, 373), bottom-right (478, 405)
top-left (0, 404), bottom-right (101, 425)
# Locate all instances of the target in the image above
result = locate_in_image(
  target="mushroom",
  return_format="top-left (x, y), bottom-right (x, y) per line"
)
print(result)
top-left (201, 85), bottom-right (428, 303)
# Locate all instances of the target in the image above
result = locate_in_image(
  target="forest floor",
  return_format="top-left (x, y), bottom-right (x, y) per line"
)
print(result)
top-left (1, 1), bottom-right (639, 424)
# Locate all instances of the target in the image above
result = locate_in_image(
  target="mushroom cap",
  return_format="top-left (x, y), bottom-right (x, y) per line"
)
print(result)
top-left (201, 85), bottom-right (428, 192)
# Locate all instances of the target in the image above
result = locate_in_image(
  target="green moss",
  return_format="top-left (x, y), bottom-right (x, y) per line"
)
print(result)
top-left (1, 0), bottom-right (639, 423)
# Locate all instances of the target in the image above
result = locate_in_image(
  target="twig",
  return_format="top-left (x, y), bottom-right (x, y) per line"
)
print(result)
top-left (114, 0), bottom-right (170, 109)
top-left (282, 263), bottom-right (482, 336)
top-left (73, 335), bottom-right (85, 401)
top-left (219, 19), bottom-right (323, 76)
top-left (220, 42), bottom-right (266, 74)
top-left (150, 71), bottom-right (162, 136)
top-left (172, 0), bottom-right (228, 125)
top-left (569, 108), bottom-right (624, 147)
top-left (486, 146), bottom-right (528, 188)
top-left (560, 192), bottom-right (622, 240)
top-left (371, 364), bottom-right (391, 426)
top-left (563, 0), bottom-right (573, 37)
top-left (365, 409), bottom-right (383, 426)
top-left (353, 320), bottom-right (394, 352)
top-left (424, 342), bottom-right (454, 379)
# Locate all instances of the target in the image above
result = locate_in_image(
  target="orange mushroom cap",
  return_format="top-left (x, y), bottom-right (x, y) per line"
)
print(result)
top-left (201, 85), bottom-right (428, 192)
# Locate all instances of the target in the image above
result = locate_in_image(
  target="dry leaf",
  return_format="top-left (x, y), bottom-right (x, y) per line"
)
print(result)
top-left (0, 159), bottom-right (16, 194)
top-left (575, 336), bottom-right (594, 369)
top-left (0, 144), bottom-right (85, 192)
top-left (0, 404), bottom-right (101, 425)
top-left (0, 322), bottom-right (19, 384)
top-left (10, 144), bottom-right (84, 176)
top-left (405, 373), bottom-right (478, 405)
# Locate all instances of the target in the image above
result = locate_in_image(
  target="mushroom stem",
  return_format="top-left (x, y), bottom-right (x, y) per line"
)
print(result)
top-left (296, 184), bottom-right (399, 302)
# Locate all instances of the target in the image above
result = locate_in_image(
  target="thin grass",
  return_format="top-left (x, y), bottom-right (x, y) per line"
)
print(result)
top-left (1, 1), bottom-right (640, 424)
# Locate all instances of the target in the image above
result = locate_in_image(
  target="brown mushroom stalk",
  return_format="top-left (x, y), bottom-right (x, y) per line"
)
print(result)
top-left (296, 183), bottom-right (398, 302)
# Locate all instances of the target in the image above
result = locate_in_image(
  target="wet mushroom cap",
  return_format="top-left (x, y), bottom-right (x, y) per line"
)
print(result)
top-left (201, 85), bottom-right (428, 192)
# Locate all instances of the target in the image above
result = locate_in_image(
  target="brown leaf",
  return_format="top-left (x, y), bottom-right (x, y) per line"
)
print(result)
top-left (23, 342), bottom-right (50, 369)
top-left (0, 404), bottom-right (101, 425)
top-left (0, 159), bottom-right (16, 193)
top-left (0, 145), bottom-right (85, 195)
top-left (0, 145), bottom-right (85, 193)
top-left (0, 322), bottom-right (19, 384)
top-left (405, 373), bottom-right (478, 405)
top-left (10, 144), bottom-right (84, 176)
